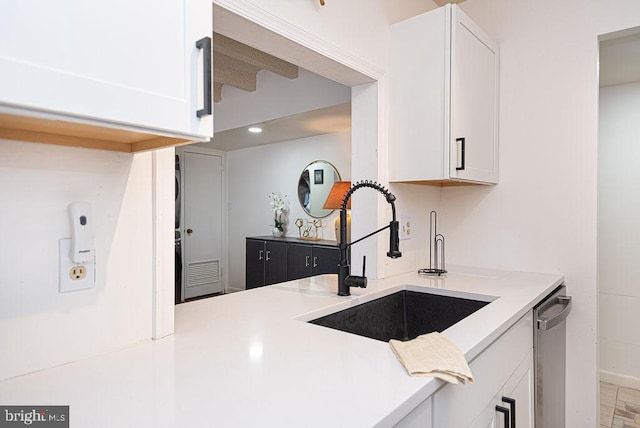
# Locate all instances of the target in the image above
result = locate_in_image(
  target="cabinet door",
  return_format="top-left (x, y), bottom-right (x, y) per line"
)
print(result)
top-left (265, 242), bottom-right (288, 286)
top-left (288, 244), bottom-right (313, 281)
top-left (470, 350), bottom-right (534, 428)
top-left (246, 240), bottom-right (265, 289)
top-left (433, 313), bottom-right (533, 427)
top-left (469, 399), bottom-right (498, 428)
top-left (449, 6), bottom-right (499, 184)
top-left (395, 397), bottom-right (433, 428)
top-left (500, 350), bottom-right (534, 428)
top-left (312, 246), bottom-right (340, 276)
top-left (0, 0), bottom-right (212, 139)
top-left (389, 6), bottom-right (448, 183)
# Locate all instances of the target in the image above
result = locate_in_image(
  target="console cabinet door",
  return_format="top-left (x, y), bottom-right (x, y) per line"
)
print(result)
top-left (0, 0), bottom-right (212, 139)
top-left (246, 240), bottom-right (265, 289)
top-left (312, 246), bottom-right (340, 276)
top-left (265, 242), bottom-right (288, 286)
top-left (288, 244), bottom-right (313, 280)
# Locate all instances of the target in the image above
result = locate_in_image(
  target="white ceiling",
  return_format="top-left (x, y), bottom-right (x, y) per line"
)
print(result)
top-left (201, 103), bottom-right (351, 151)
top-left (600, 32), bottom-right (640, 87)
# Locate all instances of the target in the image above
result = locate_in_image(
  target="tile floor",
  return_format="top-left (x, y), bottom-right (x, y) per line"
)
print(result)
top-left (601, 381), bottom-right (640, 428)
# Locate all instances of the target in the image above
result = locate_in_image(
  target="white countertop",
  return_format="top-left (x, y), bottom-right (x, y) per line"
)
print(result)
top-left (0, 267), bottom-right (563, 427)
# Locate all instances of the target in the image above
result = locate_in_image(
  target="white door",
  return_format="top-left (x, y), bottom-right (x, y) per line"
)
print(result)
top-left (182, 150), bottom-right (224, 299)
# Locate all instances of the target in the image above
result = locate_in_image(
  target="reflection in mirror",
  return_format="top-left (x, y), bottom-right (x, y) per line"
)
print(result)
top-left (297, 160), bottom-right (341, 218)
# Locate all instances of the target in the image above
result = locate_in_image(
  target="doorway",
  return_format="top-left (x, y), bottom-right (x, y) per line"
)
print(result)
top-left (176, 146), bottom-right (225, 302)
top-left (598, 27), bottom-right (640, 428)
top-left (160, 3), bottom-right (384, 328)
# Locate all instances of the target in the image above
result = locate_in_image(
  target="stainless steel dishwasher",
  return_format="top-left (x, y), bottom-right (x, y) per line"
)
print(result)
top-left (533, 284), bottom-right (572, 428)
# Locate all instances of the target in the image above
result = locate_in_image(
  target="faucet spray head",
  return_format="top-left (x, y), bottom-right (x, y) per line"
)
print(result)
top-left (387, 220), bottom-right (402, 259)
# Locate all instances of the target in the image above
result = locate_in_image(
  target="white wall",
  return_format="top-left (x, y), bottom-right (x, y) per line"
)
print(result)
top-left (386, 184), bottom-right (443, 277)
top-left (0, 140), bottom-right (154, 380)
top-left (226, 131), bottom-right (350, 290)
top-left (215, 0), bottom-right (389, 73)
top-left (428, 1), bottom-right (640, 425)
top-left (598, 82), bottom-right (640, 380)
top-left (214, 68), bottom-right (351, 133)
top-left (384, 0), bottom-right (438, 24)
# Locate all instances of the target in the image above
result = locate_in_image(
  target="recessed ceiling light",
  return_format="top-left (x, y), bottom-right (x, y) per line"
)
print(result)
top-left (248, 127), bottom-right (263, 133)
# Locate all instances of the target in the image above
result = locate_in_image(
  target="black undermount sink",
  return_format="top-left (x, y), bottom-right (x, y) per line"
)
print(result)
top-left (309, 290), bottom-right (491, 342)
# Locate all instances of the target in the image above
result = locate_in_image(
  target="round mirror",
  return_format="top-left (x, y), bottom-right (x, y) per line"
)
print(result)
top-left (297, 160), bottom-right (341, 218)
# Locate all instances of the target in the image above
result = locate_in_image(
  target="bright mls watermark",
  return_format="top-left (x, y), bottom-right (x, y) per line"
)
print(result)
top-left (0, 406), bottom-right (68, 427)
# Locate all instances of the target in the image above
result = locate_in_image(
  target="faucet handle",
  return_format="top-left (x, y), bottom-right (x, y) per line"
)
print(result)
top-left (345, 255), bottom-right (368, 289)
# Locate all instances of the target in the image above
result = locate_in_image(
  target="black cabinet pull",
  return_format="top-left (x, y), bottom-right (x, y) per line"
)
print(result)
top-left (502, 397), bottom-right (516, 428)
top-left (305, 255), bottom-right (310, 267)
top-left (456, 137), bottom-right (466, 171)
top-left (495, 405), bottom-right (510, 428)
top-left (196, 36), bottom-right (212, 118)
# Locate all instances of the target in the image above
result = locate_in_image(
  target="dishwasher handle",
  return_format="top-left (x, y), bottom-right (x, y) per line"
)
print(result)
top-left (537, 295), bottom-right (572, 331)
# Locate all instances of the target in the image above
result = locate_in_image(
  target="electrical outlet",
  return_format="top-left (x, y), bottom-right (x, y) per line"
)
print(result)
top-left (59, 238), bottom-right (95, 293)
top-left (400, 217), bottom-right (411, 240)
top-left (69, 266), bottom-right (87, 280)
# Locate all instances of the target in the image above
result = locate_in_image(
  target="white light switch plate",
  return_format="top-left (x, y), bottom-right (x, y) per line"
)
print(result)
top-left (59, 238), bottom-right (95, 292)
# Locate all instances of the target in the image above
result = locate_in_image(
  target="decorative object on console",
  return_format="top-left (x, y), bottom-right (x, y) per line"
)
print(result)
top-left (294, 218), bottom-right (323, 241)
top-left (269, 192), bottom-right (289, 238)
top-left (418, 210), bottom-right (447, 276)
top-left (322, 181), bottom-right (351, 243)
top-left (297, 160), bottom-right (341, 218)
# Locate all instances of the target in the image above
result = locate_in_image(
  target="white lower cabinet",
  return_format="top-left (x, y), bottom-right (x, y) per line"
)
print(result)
top-left (395, 397), bottom-right (433, 428)
top-left (433, 312), bottom-right (533, 428)
top-left (470, 350), bottom-right (534, 428)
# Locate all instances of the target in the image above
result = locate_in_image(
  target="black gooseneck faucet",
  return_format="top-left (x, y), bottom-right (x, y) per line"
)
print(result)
top-left (337, 181), bottom-right (402, 296)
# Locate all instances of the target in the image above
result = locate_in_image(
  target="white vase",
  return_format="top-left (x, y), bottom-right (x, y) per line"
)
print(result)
top-left (272, 227), bottom-right (284, 238)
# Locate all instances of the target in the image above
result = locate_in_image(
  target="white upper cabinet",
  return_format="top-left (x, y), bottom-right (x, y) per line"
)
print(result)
top-left (0, 0), bottom-right (212, 152)
top-left (389, 4), bottom-right (499, 185)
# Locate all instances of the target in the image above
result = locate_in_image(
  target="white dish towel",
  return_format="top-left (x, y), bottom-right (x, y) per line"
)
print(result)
top-left (389, 332), bottom-right (474, 384)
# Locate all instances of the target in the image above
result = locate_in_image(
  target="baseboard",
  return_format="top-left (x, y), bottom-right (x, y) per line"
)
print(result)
top-left (600, 370), bottom-right (640, 390)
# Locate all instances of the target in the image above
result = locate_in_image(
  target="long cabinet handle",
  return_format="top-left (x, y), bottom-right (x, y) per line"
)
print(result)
top-left (196, 36), bottom-right (212, 118)
top-left (258, 250), bottom-right (264, 261)
top-left (266, 250), bottom-right (271, 261)
top-left (495, 405), bottom-right (510, 428)
top-left (456, 137), bottom-right (466, 171)
top-left (313, 256), bottom-right (318, 268)
top-left (305, 256), bottom-right (310, 267)
top-left (502, 397), bottom-right (516, 428)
